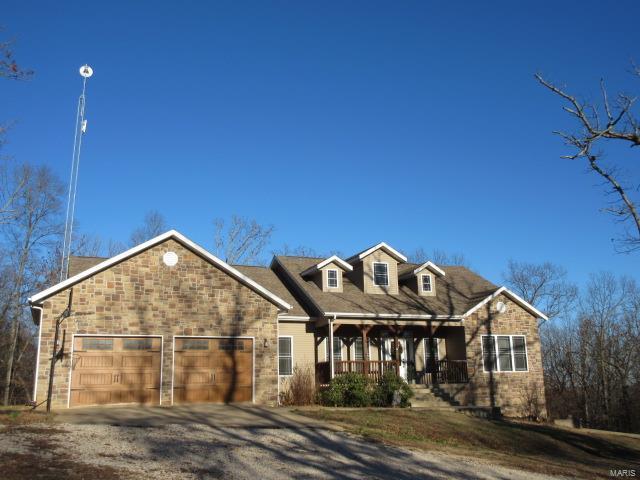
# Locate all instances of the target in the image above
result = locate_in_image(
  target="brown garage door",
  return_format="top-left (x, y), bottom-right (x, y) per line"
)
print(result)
top-left (173, 337), bottom-right (253, 404)
top-left (70, 336), bottom-right (161, 407)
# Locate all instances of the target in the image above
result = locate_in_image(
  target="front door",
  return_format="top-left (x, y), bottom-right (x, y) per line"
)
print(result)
top-left (383, 338), bottom-right (409, 380)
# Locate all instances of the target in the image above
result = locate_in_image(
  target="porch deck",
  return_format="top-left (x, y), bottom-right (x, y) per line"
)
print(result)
top-left (316, 359), bottom-right (469, 385)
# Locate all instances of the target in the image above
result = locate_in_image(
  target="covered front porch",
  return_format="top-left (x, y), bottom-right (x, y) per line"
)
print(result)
top-left (315, 321), bottom-right (469, 386)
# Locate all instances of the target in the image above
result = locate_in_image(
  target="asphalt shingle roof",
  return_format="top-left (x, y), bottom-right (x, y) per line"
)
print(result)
top-left (275, 256), bottom-right (499, 317)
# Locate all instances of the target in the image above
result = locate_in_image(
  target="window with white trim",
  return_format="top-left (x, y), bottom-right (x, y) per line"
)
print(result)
top-left (354, 337), bottom-right (364, 361)
top-left (327, 269), bottom-right (338, 288)
top-left (278, 337), bottom-right (293, 376)
top-left (481, 335), bottom-right (528, 372)
top-left (373, 262), bottom-right (389, 286)
top-left (421, 274), bottom-right (432, 292)
top-left (326, 337), bottom-right (342, 361)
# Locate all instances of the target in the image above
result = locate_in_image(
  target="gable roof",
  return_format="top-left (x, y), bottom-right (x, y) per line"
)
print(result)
top-left (300, 255), bottom-right (353, 276)
top-left (462, 286), bottom-right (549, 321)
top-left (276, 256), bottom-right (500, 319)
top-left (400, 260), bottom-right (446, 278)
top-left (29, 230), bottom-right (292, 311)
top-left (346, 242), bottom-right (407, 263)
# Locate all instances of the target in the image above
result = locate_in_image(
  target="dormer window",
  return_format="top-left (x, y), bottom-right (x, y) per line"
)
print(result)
top-left (327, 269), bottom-right (339, 288)
top-left (421, 274), bottom-right (432, 293)
top-left (373, 262), bottom-right (389, 286)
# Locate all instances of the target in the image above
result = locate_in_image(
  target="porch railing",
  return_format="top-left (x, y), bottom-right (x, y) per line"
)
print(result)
top-left (418, 359), bottom-right (469, 385)
top-left (316, 360), bottom-right (398, 384)
top-left (316, 359), bottom-right (468, 385)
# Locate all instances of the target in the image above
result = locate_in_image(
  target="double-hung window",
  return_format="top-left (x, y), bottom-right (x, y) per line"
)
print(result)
top-left (421, 274), bottom-right (432, 292)
top-left (327, 269), bottom-right (338, 288)
top-left (373, 262), bottom-right (389, 286)
top-left (481, 335), bottom-right (528, 372)
top-left (278, 337), bottom-right (293, 376)
top-left (353, 337), bottom-right (364, 361)
top-left (326, 337), bottom-right (342, 361)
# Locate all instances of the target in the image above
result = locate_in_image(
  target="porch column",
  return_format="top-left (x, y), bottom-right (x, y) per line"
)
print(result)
top-left (328, 321), bottom-right (334, 379)
top-left (360, 325), bottom-right (372, 376)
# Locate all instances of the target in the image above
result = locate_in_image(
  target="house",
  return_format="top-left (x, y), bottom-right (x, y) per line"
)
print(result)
top-left (29, 230), bottom-right (547, 416)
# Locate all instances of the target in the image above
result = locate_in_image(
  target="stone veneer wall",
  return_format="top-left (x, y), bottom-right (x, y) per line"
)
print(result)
top-left (459, 294), bottom-right (547, 417)
top-left (34, 239), bottom-right (279, 409)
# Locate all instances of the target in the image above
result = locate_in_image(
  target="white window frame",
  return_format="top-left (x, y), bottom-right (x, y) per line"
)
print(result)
top-left (325, 336), bottom-right (343, 361)
top-left (327, 269), bottom-right (339, 288)
top-left (372, 262), bottom-right (389, 287)
top-left (420, 274), bottom-right (433, 293)
top-left (278, 335), bottom-right (294, 377)
top-left (480, 335), bottom-right (528, 373)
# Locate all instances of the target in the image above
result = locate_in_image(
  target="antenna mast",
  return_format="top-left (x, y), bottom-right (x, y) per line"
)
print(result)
top-left (60, 64), bottom-right (93, 282)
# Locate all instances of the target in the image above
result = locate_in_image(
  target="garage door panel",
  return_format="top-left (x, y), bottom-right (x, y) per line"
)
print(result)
top-left (70, 336), bottom-right (161, 407)
top-left (173, 337), bottom-right (253, 404)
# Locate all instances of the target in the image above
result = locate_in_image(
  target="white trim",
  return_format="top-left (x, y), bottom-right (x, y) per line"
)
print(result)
top-left (32, 305), bottom-right (43, 402)
top-left (301, 255), bottom-right (353, 276)
top-left (69, 334), bottom-right (164, 408)
top-left (29, 230), bottom-right (292, 311)
top-left (346, 242), bottom-right (407, 263)
top-left (278, 335), bottom-right (294, 377)
top-left (277, 315), bottom-right (311, 322)
top-left (372, 261), bottom-right (389, 287)
top-left (326, 269), bottom-right (339, 289)
top-left (480, 334), bottom-right (529, 373)
top-left (413, 261), bottom-right (446, 277)
top-left (324, 311), bottom-right (463, 320)
top-left (172, 335), bottom-right (256, 404)
top-left (462, 286), bottom-right (548, 321)
top-left (420, 273), bottom-right (433, 293)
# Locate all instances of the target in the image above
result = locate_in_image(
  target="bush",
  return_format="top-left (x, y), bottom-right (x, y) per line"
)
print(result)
top-left (319, 371), bottom-right (413, 408)
top-left (320, 373), bottom-right (373, 407)
top-left (279, 365), bottom-right (317, 406)
top-left (372, 371), bottom-right (413, 407)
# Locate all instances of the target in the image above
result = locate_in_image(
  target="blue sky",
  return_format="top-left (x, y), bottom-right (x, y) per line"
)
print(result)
top-left (2, 1), bottom-right (639, 286)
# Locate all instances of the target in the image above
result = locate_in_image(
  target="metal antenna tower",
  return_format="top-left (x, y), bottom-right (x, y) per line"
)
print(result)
top-left (60, 64), bottom-right (93, 282)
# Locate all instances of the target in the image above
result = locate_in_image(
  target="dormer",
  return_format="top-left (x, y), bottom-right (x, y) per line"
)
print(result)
top-left (399, 260), bottom-right (445, 297)
top-left (346, 242), bottom-right (407, 295)
top-left (301, 255), bottom-right (353, 293)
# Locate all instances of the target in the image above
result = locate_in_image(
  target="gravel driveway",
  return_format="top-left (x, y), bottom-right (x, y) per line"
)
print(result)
top-left (0, 406), bottom-right (563, 480)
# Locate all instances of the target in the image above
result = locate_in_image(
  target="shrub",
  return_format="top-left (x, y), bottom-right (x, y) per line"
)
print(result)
top-left (279, 365), bottom-right (317, 406)
top-left (320, 373), bottom-right (373, 407)
top-left (372, 371), bottom-right (413, 407)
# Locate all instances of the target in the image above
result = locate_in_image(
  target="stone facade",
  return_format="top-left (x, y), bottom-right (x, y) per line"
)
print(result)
top-left (459, 294), bottom-right (547, 417)
top-left (34, 239), bottom-right (279, 409)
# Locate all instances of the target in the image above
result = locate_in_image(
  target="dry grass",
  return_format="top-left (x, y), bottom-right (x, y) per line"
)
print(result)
top-left (296, 408), bottom-right (640, 479)
top-left (0, 406), bottom-right (54, 425)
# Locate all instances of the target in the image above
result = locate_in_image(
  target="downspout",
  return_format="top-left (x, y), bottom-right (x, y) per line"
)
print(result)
top-left (31, 305), bottom-right (44, 403)
top-left (329, 314), bottom-right (337, 380)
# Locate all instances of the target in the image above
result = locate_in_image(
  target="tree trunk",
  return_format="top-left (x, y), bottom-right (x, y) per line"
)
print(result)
top-left (3, 317), bottom-right (20, 405)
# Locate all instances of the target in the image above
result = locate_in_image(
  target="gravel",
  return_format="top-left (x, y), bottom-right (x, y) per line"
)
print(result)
top-left (1, 422), bottom-right (564, 479)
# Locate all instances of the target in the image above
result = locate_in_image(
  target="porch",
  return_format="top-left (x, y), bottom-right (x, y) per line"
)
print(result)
top-left (315, 322), bottom-right (469, 386)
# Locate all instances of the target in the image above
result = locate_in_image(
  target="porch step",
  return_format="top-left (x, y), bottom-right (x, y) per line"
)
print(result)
top-left (409, 385), bottom-right (461, 409)
top-left (411, 385), bottom-right (459, 411)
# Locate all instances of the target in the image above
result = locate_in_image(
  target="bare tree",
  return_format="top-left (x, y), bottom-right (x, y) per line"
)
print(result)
top-left (409, 247), bottom-right (470, 267)
top-left (535, 69), bottom-right (640, 252)
top-left (213, 215), bottom-right (274, 265)
top-left (129, 210), bottom-right (167, 246)
top-left (503, 260), bottom-right (577, 324)
top-left (0, 34), bottom-right (33, 80)
top-left (1, 164), bottom-right (63, 405)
